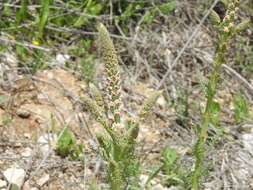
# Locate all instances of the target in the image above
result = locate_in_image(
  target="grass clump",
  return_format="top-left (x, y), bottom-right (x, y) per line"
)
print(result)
top-left (233, 91), bottom-right (250, 124)
top-left (37, 0), bottom-right (51, 40)
top-left (56, 126), bottom-right (83, 161)
top-left (81, 23), bottom-right (160, 189)
top-left (145, 147), bottom-right (191, 189)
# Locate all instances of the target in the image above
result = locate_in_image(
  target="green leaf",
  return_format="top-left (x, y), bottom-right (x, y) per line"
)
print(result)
top-left (37, 0), bottom-right (51, 39)
top-left (209, 10), bottom-right (221, 25)
top-left (3, 4), bottom-right (11, 16)
top-left (56, 127), bottom-right (75, 157)
top-left (16, 0), bottom-right (29, 24)
top-left (119, 4), bottom-right (134, 22)
top-left (143, 10), bottom-right (155, 24)
top-left (233, 92), bottom-right (249, 124)
top-left (235, 19), bottom-right (250, 34)
top-left (158, 1), bottom-right (176, 15)
top-left (10, 184), bottom-right (19, 190)
top-left (162, 148), bottom-right (178, 174)
top-left (74, 1), bottom-right (102, 28)
top-left (145, 165), bottom-right (163, 186)
top-left (0, 95), bottom-right (7, 105)
top-left (209, 100), bottom-right (220, 127)
top-left (138, 91), bottom-right (161, 121)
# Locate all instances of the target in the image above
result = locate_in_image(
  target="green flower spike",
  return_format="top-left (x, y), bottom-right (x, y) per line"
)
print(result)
top-left (97, 23), bottom-right (122, 125)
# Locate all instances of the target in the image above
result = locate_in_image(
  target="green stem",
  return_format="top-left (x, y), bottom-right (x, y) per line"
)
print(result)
top-left (192, 36), bottom-right (229, 189)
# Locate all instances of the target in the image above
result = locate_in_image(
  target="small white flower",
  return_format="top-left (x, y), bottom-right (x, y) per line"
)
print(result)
top-left (224, 27), bottom-right (229, 33)
top-left (229, 22), bottom-right (234, 28)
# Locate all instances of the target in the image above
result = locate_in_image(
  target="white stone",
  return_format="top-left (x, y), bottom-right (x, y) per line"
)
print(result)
top-left (24, 133), bottom-right (31, 139)
top-left (139, 174), bottom-right (149, 187)
top-left (152, 184), bottom-right (165, 190)
top-left (0, 179), bottom-right (7, 188)
top-left (3, 166), bottom-right (26, 188)
top-left (21, 147), bottom-right (32, 157)
top-left (140, 174), bottom-right (158, 188)
top-left (5, 53), bottom-right (17, 65)
top-left (37, 173), bottom-right (49, 186)
top-left (56, 54), bottom-right (70, 64)
top-left (157, 95), bottom-right (167, 108)
top-left (37, 133), bottom-right (57, 156)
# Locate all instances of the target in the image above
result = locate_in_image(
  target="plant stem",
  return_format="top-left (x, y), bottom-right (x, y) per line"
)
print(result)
top-left (192, 41), bottom-right (226, 189)
top-left (192, 0), bottom-right (240, 186)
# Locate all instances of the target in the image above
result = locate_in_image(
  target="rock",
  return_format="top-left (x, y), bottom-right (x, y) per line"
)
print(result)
top-left (24, 133), bottom-right (31, 139)
top-left (16, 109), bottom-right (30, 118)
top-left (152, 184), bottom-right (165, 190)
top-left (3, 166), bottom-right (26, 189)
top-left (22, 181), bottom-right (30, 190)
top-left (157, 95), bottom-right (167, 109)
top-left (4, 53), bottom-right (18, 65)
top-left (55, 54), bottom-right (70, 65)
top-left (0, 179), bottom-right (7, 188)
top-left (242, 133), bottom-right (253, 154)
top-left (37, 133), bottom-right (57, 156)
top-left (37, 174), bottom-right (49, 187)
top-left (0, 109), bottom-right (5, 126)
top-left (140, 174), bottom-right (158, 189)
top-left (0, 52), bottom-right (19, 90)
top-left (21, 148), bottom-right (32, 157)
top-left (140, 174), bottom-right (149, 187)
top-left (152, 184), bottom-right (178, 190)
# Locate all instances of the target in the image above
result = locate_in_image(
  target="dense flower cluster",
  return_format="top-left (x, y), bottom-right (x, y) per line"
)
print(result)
top-left (97, 23), bottom-right (122, 124)
top-left (221, 0), bottom-right (240, 33)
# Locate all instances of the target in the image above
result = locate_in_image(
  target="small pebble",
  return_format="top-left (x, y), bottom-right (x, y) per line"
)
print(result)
top-left (16, 109), bottom-right (30, 118)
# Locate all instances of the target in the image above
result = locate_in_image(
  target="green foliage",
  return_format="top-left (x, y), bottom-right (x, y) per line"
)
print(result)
top-left (37, 0), bottom-right (52, 40)
top-left (162, 148), bottom-right (178, 173)
top-left (146, 148), bottom-right (191, 189)
top-left (10, 184), bottom-right (19, 190)
top-left (233, 91), bottom-right (249, 124)
top-left (16, 46), bottom-right (48, 74)
top-left (74, 0), bottom-right (102, 28)
top-left (89, 179), bottom-right (100, 190)
top-left (161, 148), bottom-right (191, 188)
top-left (56, 127), bottom-right (83, 160)
top-left (0, 0), bottom-right (177, 76)
top-left (95, 121), bottom-right (140, 189)
top-left (69, 40), bottom-right (96, 83)
top-left (57, 127), bottom-right (74, 157)
top-left (80, 23), bottom-right (160, 189)
top-left (2, 3), bottom-right (11, 17)
top-left (209, 10), bottom-right (221, 25)
top-left (174, 89), bottom-right (189, 127)
top-left (16, 0), bottom-right (29, 24)
top-left (0, 96), bottom-right (7, 105)
top-left (116, 0), bottom-right (176, 28)
top-left (2, 114), bottom-right (13, 127)
top-left (209, 100), bottom-right (220, 127)
top-left (143, 10), bottom-right (156, 24)
top-left (235, 36), bottom-right (253, 78)
top-left (138, 91), bottom-right (161, 121)
top-left (80, 56), bottom-right (96, 83)
top-left (159, 1), bottom-right (177, 15)
top-left (192, 1), bottom-right (245, 189)
top-left (16, 45), bottom-right (28, 61)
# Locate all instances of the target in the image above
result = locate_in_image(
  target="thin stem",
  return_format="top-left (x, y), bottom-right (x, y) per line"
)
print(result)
top-left (192, 0), bottom-right (241, 188)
